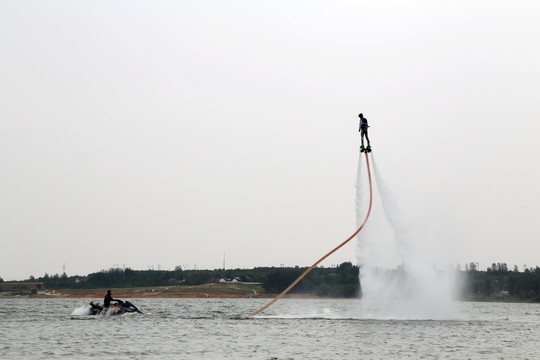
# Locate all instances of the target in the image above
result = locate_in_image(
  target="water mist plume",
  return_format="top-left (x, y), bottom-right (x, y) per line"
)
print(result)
top-left (356, 154), bottom-right (459, 320)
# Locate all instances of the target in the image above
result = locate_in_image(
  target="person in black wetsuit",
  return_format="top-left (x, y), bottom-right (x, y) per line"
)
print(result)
top-left (358, 113), bottom-right (371, 152)
top-left (103, 290), bottom-right (118, 308)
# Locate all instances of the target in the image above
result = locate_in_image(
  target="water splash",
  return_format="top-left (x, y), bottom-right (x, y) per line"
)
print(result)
top-left (71, 305), bottom-right (91, 316)
top-left (356, 154), bottom-right (459, 320)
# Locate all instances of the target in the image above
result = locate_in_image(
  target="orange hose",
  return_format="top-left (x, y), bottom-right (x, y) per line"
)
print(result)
top-left (248, 152), bottom-right (373, 316)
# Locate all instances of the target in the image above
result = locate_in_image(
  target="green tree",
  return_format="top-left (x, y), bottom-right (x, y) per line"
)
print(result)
top-left (263, 267), bottom-right (304, 293)
top-left (173, 266), bottom-right (183, 281)
top-left (497, 263), bottom-right (508, 273)
top-left (183, 270), bottom-right (213, 285)
top-left (483, 278), bottom-right (492, 296)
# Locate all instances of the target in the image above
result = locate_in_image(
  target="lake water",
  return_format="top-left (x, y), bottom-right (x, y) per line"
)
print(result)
top-left (1, 298), bottom-right (539, 359)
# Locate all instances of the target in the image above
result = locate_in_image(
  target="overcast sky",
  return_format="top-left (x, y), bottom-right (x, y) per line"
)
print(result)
top-left (1, 1), bottom-right (539, 280)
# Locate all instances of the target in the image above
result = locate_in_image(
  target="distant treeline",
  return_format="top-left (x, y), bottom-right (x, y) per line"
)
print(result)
top-left (2, 262), bottom-right (540, 301)
top-left (1, 263), bottom-right (359, 298)
top-left (461, 263), bottom-right (540, 301)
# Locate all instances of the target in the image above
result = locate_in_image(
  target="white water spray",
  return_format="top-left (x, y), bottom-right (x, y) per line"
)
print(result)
top-left (72, 305), bottom-right (92, 316)
top-left (356, 153), bottom-right (459, 319)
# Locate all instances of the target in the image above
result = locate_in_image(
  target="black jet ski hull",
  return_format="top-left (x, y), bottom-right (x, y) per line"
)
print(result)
top-left (89, 300), bottom-right (142, 315)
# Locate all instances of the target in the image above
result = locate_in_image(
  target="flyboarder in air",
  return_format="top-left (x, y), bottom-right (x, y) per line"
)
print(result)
top-left (358, 113), bottom-right (371, 152)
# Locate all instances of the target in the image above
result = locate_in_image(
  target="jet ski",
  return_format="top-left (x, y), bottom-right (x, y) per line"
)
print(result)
top-left (88, 299), bottom-right (143, 315)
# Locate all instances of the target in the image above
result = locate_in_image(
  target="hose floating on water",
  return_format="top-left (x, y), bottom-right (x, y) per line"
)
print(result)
top-left (248, 151), bottom-right (373, 316)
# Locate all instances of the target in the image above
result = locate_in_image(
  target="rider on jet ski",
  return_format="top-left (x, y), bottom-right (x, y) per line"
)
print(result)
top-left (104, 290), bottom-right (119, 308)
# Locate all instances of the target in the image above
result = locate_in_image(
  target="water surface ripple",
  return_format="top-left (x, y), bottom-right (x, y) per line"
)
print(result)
top-left (1, 298), bottom-right (539, 359)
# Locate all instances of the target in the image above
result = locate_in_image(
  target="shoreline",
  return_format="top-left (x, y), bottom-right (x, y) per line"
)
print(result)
top-left (1, 283), bottom-right (338, 300)
top-left (2, 293), bottom-right (536, 303)
top-left (5, 293), bottom-right (334, 300)
top-left (3, 284), bottom-right (536, 303)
